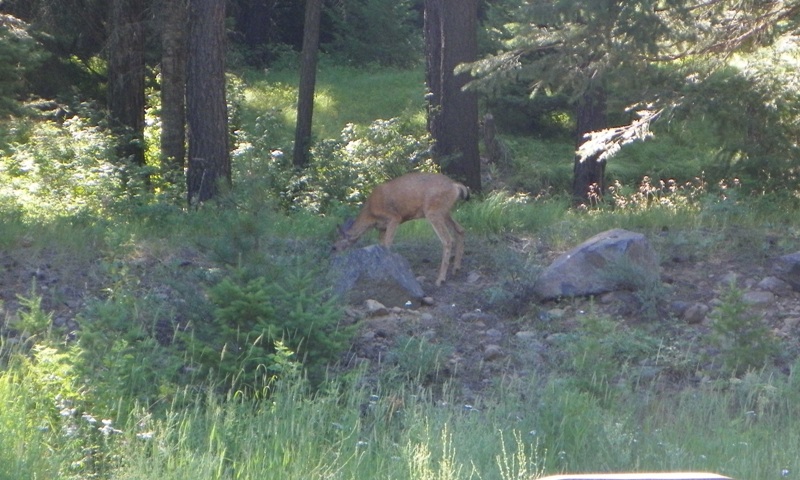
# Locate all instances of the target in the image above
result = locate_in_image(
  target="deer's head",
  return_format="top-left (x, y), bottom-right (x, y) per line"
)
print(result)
top-left (332, 218), bottom-right (357, 252)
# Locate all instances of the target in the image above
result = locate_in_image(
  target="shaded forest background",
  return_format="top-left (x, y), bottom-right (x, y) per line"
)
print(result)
top-left (3, 0), bottom-right (799, 206)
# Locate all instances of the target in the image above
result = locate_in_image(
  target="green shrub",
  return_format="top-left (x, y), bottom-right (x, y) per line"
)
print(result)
top-left (294, 118), bottom-right (435, 214)
top-left (1, 114), bottom-right (119, 220)
top-left (233, 116), bottom-right (434, 216)
top-left (391, 335), bottom-right (452, 385)
top-left (0, 16), bottom-right (46, 115)
top-left (552, 312), bottom-right (660, 400)
top-left (710, 281), bottom-right (778, 376)
top-left (0, 336), bottom-right (126, 479)
top-left (196, 267), bottom-right (353, 391)
top-left (11, 287), bottom-right (53, 337)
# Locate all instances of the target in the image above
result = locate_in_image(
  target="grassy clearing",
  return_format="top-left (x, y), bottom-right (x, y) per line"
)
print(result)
top-left (239, 66), bottom-right (426, 144)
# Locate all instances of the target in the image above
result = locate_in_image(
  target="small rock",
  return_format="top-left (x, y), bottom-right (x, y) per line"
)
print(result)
top-left (683, 303), bottom-right (709, 324)
top-left (361, 331), bottom-right (376, 341)
top-left (757, 276), bottom-right (792, 296)
top-left (515, 330), bottom-right (538, 341)
top-left (718, 272), bottom-right (739, 287)
top-left (460, 310), bottom-right (498, 323)
top-left (485, 328), bottom-right (503, 341)
top-left (783, 317), bottom-right (800, 332)
top-left (742, 290), bottom-right (774, 305)
top-left (364, 299), bottom-right (389, 316)
top-left (771, 251), bottom-right (800, 291)
top-left (670, 300), bottom-right (691, 317)
top-left (53, 315), bottom-right (69, 328)
top-left (421, 296), bottom-right (435, 306)
top-left (420, 329), bottom-right (437, 340)
top-left (483, 344), bottom-right (504, 361)
top-left (467, 271), bottom-right (482, 283)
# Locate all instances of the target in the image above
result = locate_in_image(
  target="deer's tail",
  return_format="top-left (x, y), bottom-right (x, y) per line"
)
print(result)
top-left (456, 183), bottom-right (471, 202)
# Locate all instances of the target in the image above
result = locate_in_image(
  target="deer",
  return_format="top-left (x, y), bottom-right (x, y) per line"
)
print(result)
top-left (333, 172), bottom-right (469, 286)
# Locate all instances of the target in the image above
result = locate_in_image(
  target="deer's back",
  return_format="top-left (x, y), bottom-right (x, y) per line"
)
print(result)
top-left (372, 173), bottom-right (460, 218)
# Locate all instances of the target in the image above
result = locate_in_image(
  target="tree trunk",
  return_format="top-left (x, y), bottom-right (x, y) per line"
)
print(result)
top-left (160, 0), bottom-right (188, 181)
top-left (572, 86), bottom-right (608, 205)
top-left (107, 0), bottom-right (146, 169)
top-left (292, 0), bottom-right (322, 168)
top-left (424, 0), bottom-right (442, 138)
top-left (186, 0), bottom-right (230, 205)
top-left (424, 0), bottom-right (481, 193)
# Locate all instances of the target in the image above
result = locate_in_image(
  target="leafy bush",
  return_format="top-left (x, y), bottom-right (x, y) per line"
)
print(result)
top-left (0, 323), bottom-right (126, 479)
top-left (0, 114), bottom-right (119, 220)
top-left (263, 117), bottom-right (435, 214)
top-left (678, 49), bottom-right (800, 193)
top-left (195, 267), bottom-right (353, 391)
top-left (0, 15), bottom-right (46, 115)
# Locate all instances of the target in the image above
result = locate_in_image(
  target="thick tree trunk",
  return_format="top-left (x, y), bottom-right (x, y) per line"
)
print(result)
top-left (107, 0), bottom-right (146, 169)
top-left (160, 0), bottom-right (188, 180)
top-left (572, 87), bottom-right (608, 205)
top-left (292, 0), bottom-right (322, 168)
top-left (186, 0), bottom-right (230, 205)
top-left (424, 0), bottom-right (481, 193)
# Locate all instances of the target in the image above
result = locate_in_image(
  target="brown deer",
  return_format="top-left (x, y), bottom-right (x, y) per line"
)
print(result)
top-left (333, 172), bottom-right (469, 286)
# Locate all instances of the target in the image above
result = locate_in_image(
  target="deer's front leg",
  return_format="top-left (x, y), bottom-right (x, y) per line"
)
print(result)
top-left (379, 218), bottom-right (401, 248)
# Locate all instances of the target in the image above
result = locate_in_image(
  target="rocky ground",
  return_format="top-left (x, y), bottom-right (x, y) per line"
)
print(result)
top-left (3, 228), bottom-right (800, 402)
top-left (335, 229), bottom-right (800, 401)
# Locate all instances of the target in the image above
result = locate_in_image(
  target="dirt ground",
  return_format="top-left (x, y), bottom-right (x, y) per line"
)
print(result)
top-left (336, 230), bottom-right (800, 401)
top-left (3, 229), bottom-right (800, 402)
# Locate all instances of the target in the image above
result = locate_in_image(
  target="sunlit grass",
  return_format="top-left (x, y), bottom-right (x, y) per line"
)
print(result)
top-left (3, 350), bottom-right (800, 479)
top-left (238, 66), bottom-right (426, 143)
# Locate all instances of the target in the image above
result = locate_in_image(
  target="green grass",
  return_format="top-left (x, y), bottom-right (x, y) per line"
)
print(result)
top-left (239, 66), bottom-right (426, 144)
top-left (3, 352), bottom-right (800, 479)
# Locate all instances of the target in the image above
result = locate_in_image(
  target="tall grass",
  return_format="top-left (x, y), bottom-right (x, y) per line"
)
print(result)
top-left (3, 349), bottom-right (800, 479)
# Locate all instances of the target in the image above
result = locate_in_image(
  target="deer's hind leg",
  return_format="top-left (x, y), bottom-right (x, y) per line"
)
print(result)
top-left (446, 214), bottom-right (466, 273)
top-left (427, 214), bottom-right (455, 286)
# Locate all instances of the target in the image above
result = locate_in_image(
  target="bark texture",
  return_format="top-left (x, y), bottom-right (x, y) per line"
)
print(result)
top-left (107, 0), bottom-right (146, 168)
top-left (424, 0), bottom-right (481, 192)
top-left (186, 0), bottom-right (230, 204)
top-left (160, 0), bottom-right (188, 178)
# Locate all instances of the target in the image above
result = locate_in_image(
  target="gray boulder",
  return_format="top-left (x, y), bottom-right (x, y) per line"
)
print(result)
top-left (533, 228), bottom-right (660, 300)
top-left (771, 252), bottom-right (800, 291)
top-left (330, 245), bottom-right (425, 307)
